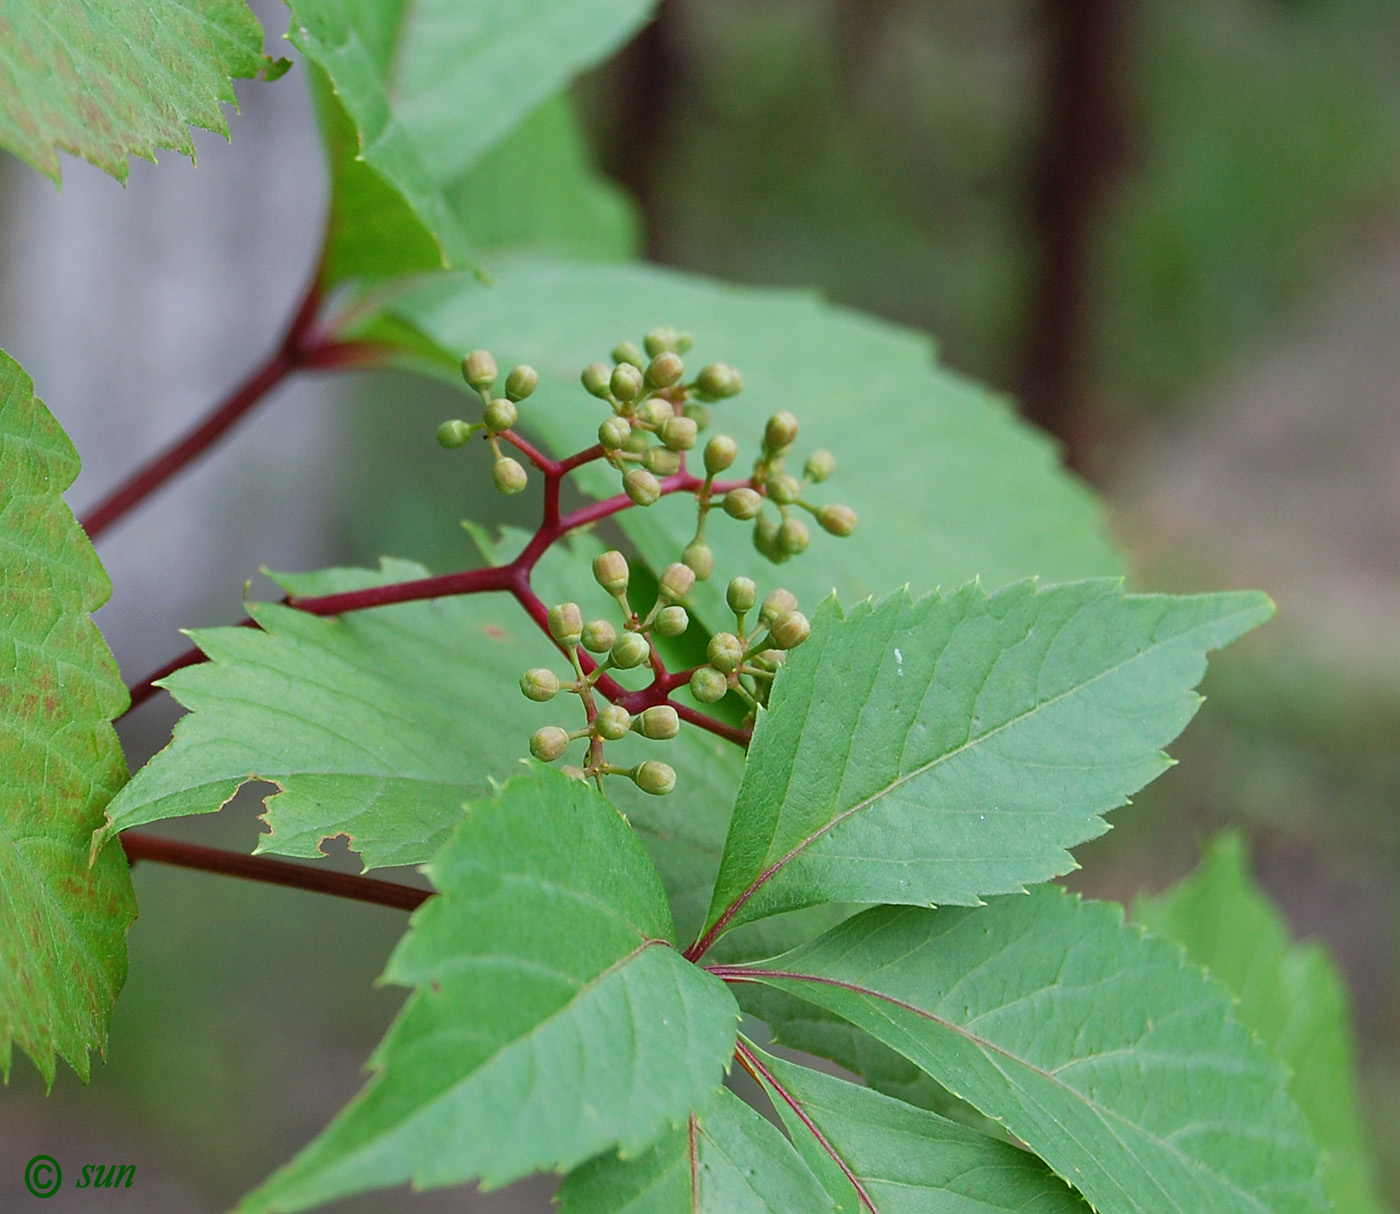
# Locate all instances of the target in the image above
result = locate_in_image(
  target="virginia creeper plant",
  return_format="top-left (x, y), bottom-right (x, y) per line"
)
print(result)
top-left (0, 1), bottom-right (1385, 1211)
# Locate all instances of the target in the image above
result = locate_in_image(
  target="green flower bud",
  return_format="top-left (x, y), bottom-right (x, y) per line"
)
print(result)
top-left (723, 486), bottom-right (763, 520)
top-left (703, 435), bottom-right (738, 474)
top-left (581, 361), bottom-right (612, 398)
top-left (645, 351), bottom-right (685, 389)
top-left (643, 446), bottom-right (682, 476)
top-left (659, 415), bottom-right (698, 451)
top-left (462, 350), bottom-right (497, 391)
top-left (658, 562), bottom-right (696, 603)
top-left (505, 365), bottom-right (538, 402)
top-left (560, 764), bottom-right (587, 782)
top-left (436, 419), bottom-right (473, 449)
top-left (611, 362), bottom-right (644, 401)
top-left (817, 503), bottom-right (858, 536)
top-left (610, 631), bottom-right (651, 669)
top-left (760, 588), bottom-right (799, 626)
top-left (769, 609), bottom-right (811, 650)
top-left (805, 449), bottom-right (837, 482)
top-left (690, 666), bottom-right (729, 703)
top-left (694, 362), bottom-right (740, 399)
top-left (520, 668), bottom-right (561, 702)
top-left (548, 602), bottom-right (584, 647)
top-left (707, 632), bottom-right (744, 673)
top-left (612, 340), bottom-right (645, 369)
top-left (750, 648), bottom-right (785, 672)
top-left (493, 456), bottom-right (528, 495)
top-left (624, 427), bottom-right (650, 454)
top-left (641, 398), bottom-right (674, 427)
top-left (599, 416), bottom-right (631, 450)
top-left (594, 704), bottom-right (632, 741)
top-left (581, 619), bottom-right (617, 654)
top-left (764, 410), bottom-right (800, 452)
top-left (726, 576), bottom-right (757, 614)
top-left (682, 540), bottom-right (714, 581)
top-left (624, 468), bottom-right (661, 507)
top-left (633, 759), bottom-right (677, 796)
top-left (483, 397), bottom-right (517, 432)
top-left (778, 517), bottom-right (811, 555)
top-left (768, 473), bottom-right (801, 505)
top-left (644, 326), bottom-right (681, 357)
top-left (753, 514), bottom-right (787, 563)
top-left (654, 605), bottom-right (689, 637)
top-left (684, 403), bottom-right (711, 431)
top-left (636, 705), bottom-right (680, 740)
top-left (592, 550), bottom-right (631, 594)
top-left (530, 725), bottom-right (570, 763)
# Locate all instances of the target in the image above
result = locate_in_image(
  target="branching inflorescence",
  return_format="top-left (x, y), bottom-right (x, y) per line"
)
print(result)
top-left (434, 326), bottom-right (858, 795)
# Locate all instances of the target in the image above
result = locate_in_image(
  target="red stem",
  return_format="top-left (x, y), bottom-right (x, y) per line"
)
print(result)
top-left (120, 831), bottom-right (429, 912)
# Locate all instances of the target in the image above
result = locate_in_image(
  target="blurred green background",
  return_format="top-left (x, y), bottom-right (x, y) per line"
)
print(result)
top-left (3, 0), bottom-right (1400, 1208)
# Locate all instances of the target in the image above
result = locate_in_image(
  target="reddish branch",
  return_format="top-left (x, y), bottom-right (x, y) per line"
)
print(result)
top-left (120, 831), bottom-right (429, 912)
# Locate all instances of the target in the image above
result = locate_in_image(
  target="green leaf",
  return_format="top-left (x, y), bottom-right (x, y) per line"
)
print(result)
top-left (95, 551), bottom-right (744, 930)
top-left (745, 1042), bottom-right (1090, 1213)
top-left (288, 0), bottom-right (652, 283)
top-left (236, 767), bottom-right (739, 1211)
top-left (1135, 835), bottom-right (1386, 1214)
top-left (0, 349), bottom-right (135, 1084)
top-left (374, 260), bottom-right (1125, 638)
top-left (0, 0), bottom-right (272, 183)
top-left (557, 1086), bottom-right (834, 1214)
top-left (733, 886), bottom-right (1328, 1214)
top-left (699, 580), bottom-right (1272, 941)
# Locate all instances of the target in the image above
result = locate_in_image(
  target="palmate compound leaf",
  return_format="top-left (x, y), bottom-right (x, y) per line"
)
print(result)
top-left (556, 1086), bottom-right (835, 1214)
top-left (287, 0), bottom-right (651, 284)
top-left (366, 259), bottom-right (1124, 639)
top-left (0, 0), bottom-right (275, 183)
top-left (92, 548), bottom-right (746, 944)
top-left (0, 350), bottom-right (135, 1084)
top-left (235, 766), bottom-right (740, 1212)
top-left (1135, 835), bottom-right (1387, 1214)
top-left (696, 579), bottom-right (1273, 944)
top-left (744, 1042), bottom-right (1091, 1213)
top-left (728, 885), bottom-right (1330, 1214)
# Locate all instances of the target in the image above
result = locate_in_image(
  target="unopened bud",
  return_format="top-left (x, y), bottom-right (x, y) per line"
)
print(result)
top-left (753, 515), bottom-right (786, 563)
top-left (684, 403), bottom-right (711, 431)
top-left (703, 435), bottom-right (738, 474)
top-left (768, 474), bottom-right (801, 505)
top-left (581, 361), bottom-right (612, 397)
top-left (644, 327), bottom-right (681, 357)
top-left (436, 419), bottom-right (473, 449)
top-left (695, 362), bottom-right (741, 400)
top-left (643, 446), bottom-right (682, 477)
top-left (611, 362), bottom-right (644, 401)
top-left (659, 415), bottom-right (698, 451)
top-left (654, 605), bottom-right (689, 637)
top-left (624, 468), bottom-right (662, 506)
top-left (599, 416), bottom-right (631, 450)
top-left (690, 666), bottom-right (729, 703)
top-left (805, 449), bottom-right (837, 482)
top-left (493, 457), bottom-right (528, 495)
top-left (817, 503), bottom-right (858, 536)
top-left (520, 668), bottom-right (561, 702)
top-left (641, 398), bottom-right (674, 427)
top-left (726, 577), bottom-right (757, 614)
top-left (645, 351), bottom-right (685, 389)
top-left (483, 398), bottom-right (517, 432)
top-left (707, 632), bottom-right (744, 673)
top-left (769, 610), bottom-right (811, 650)
top-left (581, 619), bottom-right (617, 654)
top-left (530, 726), bottom-right (570, 763)
top-left (764, 411), bottom-right (799, 452)
top-left (636, 705), bottom-right (680, 740)
top-left (624, 428), bottom-right (650, 454)
top-left (760, 588), bottom-right (799, 626)
top-left (594, 704), bottom-right (632, 741)
top-left (611, 631), bottom-right (651, 669)
top-left (612, 340), bottom-right (645, 369)
top-left (778, 517), bottom-right (810, 555)
top-left (633, 760), bottom-right (677, 796)
top-left (462, 350), bottom-right (497, 391)
top-left (592, 550), bottom-right (631, 594)
top-left (658, 562), bottom-right (696, 603)
top-left (682, 540), bottom-right (714, 581)
top-left (548, 602), bottom-right (584, 647)
top-left (505, 365), bottom-right (538, 402)
top-left (723, 487), bottom-right (763, 520)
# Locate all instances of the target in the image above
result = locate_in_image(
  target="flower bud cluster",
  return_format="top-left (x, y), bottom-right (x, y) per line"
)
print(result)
top-left (520, 548), bottom-right (706, 796)
top-left (686, 578), bottom-right (811, 715)
top-left (436, 349), bottom-right (540, 497)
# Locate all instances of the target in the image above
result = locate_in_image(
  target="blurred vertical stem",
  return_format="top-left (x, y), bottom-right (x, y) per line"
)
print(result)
top-left (1019, 0), bottom-right (1130, 474)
